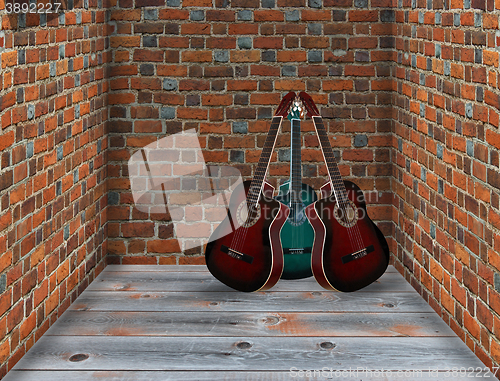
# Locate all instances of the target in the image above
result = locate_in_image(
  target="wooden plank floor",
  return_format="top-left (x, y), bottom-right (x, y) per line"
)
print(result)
top-left (4, 265), bottom-right (495, 380)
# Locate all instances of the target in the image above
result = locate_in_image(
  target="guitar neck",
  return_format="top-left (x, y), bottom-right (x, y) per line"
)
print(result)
top-left (290, 118), bottom-right (302, 203)
top-left (247, 116), bottom-right (283, 204)
top-left (312, 116), bottom-right (349, 204)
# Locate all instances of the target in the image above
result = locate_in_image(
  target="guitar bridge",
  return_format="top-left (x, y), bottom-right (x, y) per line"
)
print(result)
top-left (284, 247), bottom-right (312, 254)
top-left (221, 245), bottom-right (254, 264)
top-left (341, 245), bottom-right (375, 264)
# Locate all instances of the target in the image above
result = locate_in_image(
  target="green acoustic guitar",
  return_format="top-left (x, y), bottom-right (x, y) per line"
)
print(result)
top-left (275, 99), bottom-right (317, 279)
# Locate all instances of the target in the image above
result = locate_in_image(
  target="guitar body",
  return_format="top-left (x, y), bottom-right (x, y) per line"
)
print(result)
top-left (275, 181), bottom-right (317, 279)
top-left (305, 180), bottom-right (390, 292)
top-left (205, 180), bottom-right (289, 292)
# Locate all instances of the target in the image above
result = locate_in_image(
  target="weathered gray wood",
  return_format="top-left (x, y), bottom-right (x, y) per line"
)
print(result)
top-left (103, 265), bottom-right (209, 272)
top-left (3, 370), bottom-right (495, 381)
top-left (88, 271), bottom-right (414, 293)
top-left (10, 336), bottom-right (488, 371)
top-left (68, 291), bottom-right (434, 313)
top-left (4, 264), bottom-right (493, 381)
top-left (44, 310), bottom-right (455, 337)
top-left (102, 265), bottom-right (399, 273)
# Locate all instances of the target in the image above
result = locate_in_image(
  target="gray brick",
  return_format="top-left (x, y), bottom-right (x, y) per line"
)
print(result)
top-left (0, 274), bottom-right (6, 294)
top-left (57, 146), bottom-right (64, 161)
top-left (308, 50), bottom-right (322, 62)
top-left (262, 0), bottom-right (275, 7)
top-left (444, 61), bottom-right (450, 76)
top-left (163, 78), bottom-right (178, 91)
top-left (435, 12), bottom-right (441, 24)
top-left (140, 64), bottom-right (155, 76)
top-left (435, 44), bottom-right (441, 58)
top-left (285, 10), bottom-right (299, 21)
top-left (28, 104), bottom-right (35, 120)
top-left (50, 62), bottom-right (57, 77)
top-left (214, 51), bottom-right (229, 63)
top-left (474, 13), bottom-right (481, 27)
top-left (282, 66), bottom-right (296, 77)
top-left (143, 36), bottom-right (157, 47)
top-left (437, 144), bottom-right (443, 159)
top-left (230, 150), bottom-right (245, 163)
top-left (161, 107), bottom-right (176, 119)
top-left (308, 23), bottom-right (322, 35)
top-left (145, 9), bottom-right (158, 20)
top-left (354, 0), bottom-right (368, 7)
top-left (233, 121), bottom-right (248, 134)
top-left (108, 191), bottom-right (120, 205)
top-left (381, 10), bottom-right (395, 22)
top-left (353, 134), bottom-right (368, 147)
top-left (27, 142), bottom-right (34, 158)
top-left (262, 50), bottom-right (276, 62)
top-left (18, 13), bottom-right (26, 28)
top-left (466, 140), bottom-right (474, 156)
top-left (238, 37), bottom-right (252, 49)
top-left (465, 103), bottom-right (473, 118)
top-left (190, 10), bottom-right (205, 21)
top-left (495, 273), bottom-right (500, 292)
top-left (278, 149), bottom-right (290, 162)
top-left (475, 49), bottom-right (482, 64)
top-left (18, 50), bottom-right (26, 65)
top-left (238, 10), bottom-right (252, 21)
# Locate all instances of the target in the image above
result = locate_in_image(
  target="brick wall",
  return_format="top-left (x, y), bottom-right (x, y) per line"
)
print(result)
top-left (0, 2), bottom-right (110, 377)
top-left (106, 0), bottom-right (395, 264)
top-left (2, 0), bottom-right (500, 377)
top-left (390, 0), bottom-right (500, 371)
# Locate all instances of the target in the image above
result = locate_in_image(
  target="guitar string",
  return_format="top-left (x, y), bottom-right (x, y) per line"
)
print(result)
top-left (321, 131), bottom-right (365, 253)
top-left (230, 117), bottom-right (283, 253)
top-left (234, 118), bottom-right (282, 252)
top-left (290, 117), bottom-right (301, 251)
top-left (314, 117), bottom-right (365, 253)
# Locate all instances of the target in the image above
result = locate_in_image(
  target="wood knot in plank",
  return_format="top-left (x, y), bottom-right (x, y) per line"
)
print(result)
top-left (69, 354), bottom-right (89, 362)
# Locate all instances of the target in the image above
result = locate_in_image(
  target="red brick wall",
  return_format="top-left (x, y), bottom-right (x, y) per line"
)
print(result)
top-left (391, 0), bottom-right (500, 371)
top-left (0, 3), bottom-right (109, 377)
top-left (106, 1), bottom-right (396, 265)
top-left (2, 0), bottom-right (500, 377)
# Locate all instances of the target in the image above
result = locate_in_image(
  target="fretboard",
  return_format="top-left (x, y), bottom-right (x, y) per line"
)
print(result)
top-left (247, 116), bottom-right (283, 205)
top-left (312, 116), bottom-right (349, 205)
top-left (290, 118), bottom-right (302, 203)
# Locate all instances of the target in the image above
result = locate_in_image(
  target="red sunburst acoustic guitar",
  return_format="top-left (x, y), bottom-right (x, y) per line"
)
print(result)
top-left (299, 91), bottom-right (390, 292)
top-left (204, 92), bottom-right (295, 292)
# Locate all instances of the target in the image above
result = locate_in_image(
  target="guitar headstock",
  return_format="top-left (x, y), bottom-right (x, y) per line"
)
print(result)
top-left (298, 91), bottom-right (320, 118)
top-left (274, 91), bottom-right (296, 117)
top-left (287, 97), bottom-right (305, 121)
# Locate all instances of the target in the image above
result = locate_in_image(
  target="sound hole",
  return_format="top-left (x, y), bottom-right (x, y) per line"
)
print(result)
top-left (236, 202), bottom-right (261, 228)
top-left (288, 202), bottom-right (306, 226)
top-left (334, 200), bottom-right (358, 228)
